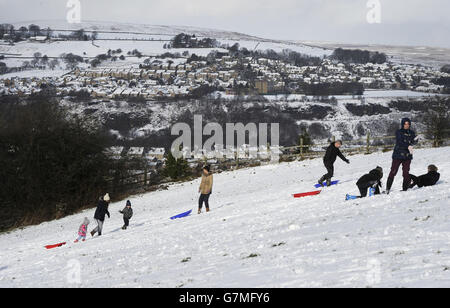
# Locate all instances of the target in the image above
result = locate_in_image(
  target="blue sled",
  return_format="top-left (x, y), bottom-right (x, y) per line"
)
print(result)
top-left (346, 188), bottom-right (375, 201)
top-left (345, 194), bottom-right (359, 201)
top-left (170, 209), bottom-right (192, 220)
top-left (315, 180), bottom-right (339, 189)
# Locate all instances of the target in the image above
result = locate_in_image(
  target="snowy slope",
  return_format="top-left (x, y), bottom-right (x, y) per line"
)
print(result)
top-left (0, 147), bottom-right (449, 287)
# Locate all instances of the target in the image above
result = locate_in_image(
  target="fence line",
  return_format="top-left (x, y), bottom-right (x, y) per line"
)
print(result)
top-left (108, 132), bottom-right (450, 193)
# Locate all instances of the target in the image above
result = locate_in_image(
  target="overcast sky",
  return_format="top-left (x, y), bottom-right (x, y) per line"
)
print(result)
top-left (1, 0), bottom-right (449, 48)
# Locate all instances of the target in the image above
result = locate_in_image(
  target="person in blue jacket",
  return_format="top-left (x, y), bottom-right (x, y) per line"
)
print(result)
top-left (386, 118), bottom-right (418, 194)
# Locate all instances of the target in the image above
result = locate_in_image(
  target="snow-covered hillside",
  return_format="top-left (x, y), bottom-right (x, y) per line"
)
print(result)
top-left (0, 147), bottom-right (449, 287)
top-left (0, 20), bottom-right (331, 72)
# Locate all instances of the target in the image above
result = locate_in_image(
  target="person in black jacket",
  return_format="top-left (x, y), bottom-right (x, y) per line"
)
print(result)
top-left (409, 165), bottom-right (440, 189)
top-left (318, 140), bottom-right (350, 187)
top-left (91, 193), bottom-right (111, 237)
top-left (119, 200), bottom-right (133, 230)
top-left (356, 166), bottom-right (383, 198)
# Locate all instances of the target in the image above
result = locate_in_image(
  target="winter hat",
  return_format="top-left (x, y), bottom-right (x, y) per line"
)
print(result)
top-left (428, 165), bottom-right (438, 172)
top-left (126, 200), bottom-right (132, 207)
top-left (103, 193), bottom-right (111, 202)
top-left (203, 165), bottom-right (210, 172)
top-left (401, 118), bottom-right (411, 127)
top-left (83, 217), bottom-right (90, 225)
top-left (375, 166), bottom-right (383, 173)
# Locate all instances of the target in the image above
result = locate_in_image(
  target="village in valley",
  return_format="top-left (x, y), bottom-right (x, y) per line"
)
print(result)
top-left (1, 26), bottom-right (450, 170)
top-left (1, 28), bottom-right (449, 100)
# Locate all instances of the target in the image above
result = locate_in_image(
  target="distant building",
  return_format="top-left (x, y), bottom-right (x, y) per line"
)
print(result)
top-left (254, 80), bottom-right (268, 94)
top-left (127, 147), bottom-right (145, 157)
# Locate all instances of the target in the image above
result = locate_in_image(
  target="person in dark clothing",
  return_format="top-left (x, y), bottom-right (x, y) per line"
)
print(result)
top-left (318, 140), bottom-right (350, 187)
top-left (409, 165), bottom-right (440, 189)
top-left (91, 193), bottom-right (111, 237)
top-left (386, 118), bottom-right (418, 194)
top-left (356, 166), bottom-right (383, 198)
top-left (119, 200), bottom-right (133, 230)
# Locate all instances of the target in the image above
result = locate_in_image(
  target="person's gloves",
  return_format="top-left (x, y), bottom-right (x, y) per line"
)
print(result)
top-left (345, 159), bottom-right (350, 164)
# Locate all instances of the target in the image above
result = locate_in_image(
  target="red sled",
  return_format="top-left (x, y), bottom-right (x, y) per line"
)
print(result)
top-left (293, 190), bottom-right (321, 198)
top-left (45, 242), bottom-right (66, 250)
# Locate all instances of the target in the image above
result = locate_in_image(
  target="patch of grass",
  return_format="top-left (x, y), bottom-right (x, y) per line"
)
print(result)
top-left (245, 253), bottom-right (260, 259)
top-left (181, 257), bottom-right (191, 263)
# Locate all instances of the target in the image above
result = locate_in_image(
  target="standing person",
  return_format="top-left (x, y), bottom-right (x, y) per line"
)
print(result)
top-left (119, 200), bottom-right (133, 230)
top-left (318, 140), bottom-right (350, 187)
top-left (386, 118), bottom-right (418, 194)
top-left (198, 165), bottom-right (213, 214)
top-left (74, 217), bottom-right (90, 243)
top-left (91, 193), bottom-right (111, 237)
top-left (409, 165), bottom-right (440, 189)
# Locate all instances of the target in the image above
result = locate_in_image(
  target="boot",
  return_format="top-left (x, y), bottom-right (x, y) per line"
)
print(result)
top-left (386, 177), bottom-right (394, 194)
top-left (326, 178), bottom-right (331, 187)
top-left (402, 181), bottom-right (409, 192)
top-left (74, 240), bottom-right (79, 243)
top-left (318, 176), bottom-right (326, 187)
top-left (90, 230), bottom-right (96, 237)
top-left (206, 207), bottom-right (210, 213)
top-left (198, 208), bottom-right (202, 214)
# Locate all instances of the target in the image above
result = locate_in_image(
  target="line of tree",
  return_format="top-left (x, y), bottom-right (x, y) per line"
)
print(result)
top-left (331, 48), bottom-right (387, 64)
top-left (0, 24), bottom-right (52, 42)
top-left (0, 90), bottom-right (131, 231)
top-left (226, 43), bottom-right (323, 67)
top-left (169, 33), bottom-right (219, 49)
top-left (299, 81), bottom-right (364, 96)
top-left (0, 62), bottom-right (7, 75)
top-left (424, 100), bottom-right (450, 147)
top-left (0, 24), bottom-right (100, 42)
top-left (441, 64), bottom-right (450, 74)
top-left (431, 76), bottom-right (450, 94)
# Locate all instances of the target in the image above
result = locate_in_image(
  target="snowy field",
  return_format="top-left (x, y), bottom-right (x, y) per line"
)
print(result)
top-left (0, 147), bottom-right (449, 288)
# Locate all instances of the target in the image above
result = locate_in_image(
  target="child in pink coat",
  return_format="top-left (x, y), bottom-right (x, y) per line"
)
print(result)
top-left (74, 217), bottom-right (90, 243)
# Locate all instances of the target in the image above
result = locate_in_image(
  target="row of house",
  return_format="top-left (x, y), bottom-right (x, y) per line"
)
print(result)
top-left (1, 52), bottom-right (449, 98)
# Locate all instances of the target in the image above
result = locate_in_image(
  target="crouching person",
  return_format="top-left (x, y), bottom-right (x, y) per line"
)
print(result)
top-left (409, 165), bottom-right (440, 189)
top-left (356, 166), bottom-right (383, 197)
top-left (347, 167), bottom-right (383, 200)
